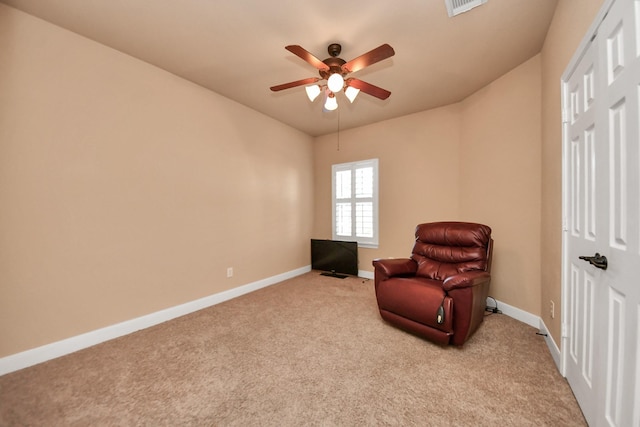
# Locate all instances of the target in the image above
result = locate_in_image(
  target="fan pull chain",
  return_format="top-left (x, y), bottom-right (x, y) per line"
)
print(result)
top-left (336, 109), bottom-right (341, 151)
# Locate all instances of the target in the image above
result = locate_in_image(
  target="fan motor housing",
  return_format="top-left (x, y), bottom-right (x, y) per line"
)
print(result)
top-left (320, 58), bottom-right (346, 79)
top-left (319, 43), bottom-right (347, 79)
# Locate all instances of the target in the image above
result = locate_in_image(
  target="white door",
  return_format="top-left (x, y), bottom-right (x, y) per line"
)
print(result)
top-left (564, 29), bottom-right (600, 424)
top-left (563, 0), bottom-right (640, 426)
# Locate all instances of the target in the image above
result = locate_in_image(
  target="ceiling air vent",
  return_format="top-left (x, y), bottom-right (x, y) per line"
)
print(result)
top-left (445, 0), bottom-right (487, 17)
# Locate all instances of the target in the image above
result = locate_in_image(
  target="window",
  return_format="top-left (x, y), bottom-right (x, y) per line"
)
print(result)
top-left (332, 159), bottom-right (379, 247)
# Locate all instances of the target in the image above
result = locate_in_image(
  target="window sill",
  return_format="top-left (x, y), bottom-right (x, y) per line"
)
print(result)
top-left (358, 243), bottom-right (378, 249)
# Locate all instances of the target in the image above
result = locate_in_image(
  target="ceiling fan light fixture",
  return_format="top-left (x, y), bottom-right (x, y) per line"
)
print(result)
top-left (271, 43), bottom-right (395, 112)
top-left (324, 91), bottom-right (338, 111)
top-left (305, 84), bottom-right (321, 102)
top-left (327, 73), bottom-right (345, 93)
top-left (345, 85), bottom-right (360, 103)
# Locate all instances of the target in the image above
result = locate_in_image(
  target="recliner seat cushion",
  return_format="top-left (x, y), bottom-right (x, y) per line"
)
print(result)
top-left (376, 277), bottom-right (454, 333)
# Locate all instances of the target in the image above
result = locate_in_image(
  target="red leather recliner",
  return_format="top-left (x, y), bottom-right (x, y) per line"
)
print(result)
top-left (372, 222), bottom-right (493, 346)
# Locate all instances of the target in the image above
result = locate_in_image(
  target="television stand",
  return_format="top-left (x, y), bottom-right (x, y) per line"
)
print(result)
top-left (320, 270), bottom-right (348, 279)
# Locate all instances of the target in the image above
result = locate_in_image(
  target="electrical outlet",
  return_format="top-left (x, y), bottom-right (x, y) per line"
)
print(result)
top-left (226, 267), bottom-right (233, 278)
top-left (550, 300), bottom-right (555, 319)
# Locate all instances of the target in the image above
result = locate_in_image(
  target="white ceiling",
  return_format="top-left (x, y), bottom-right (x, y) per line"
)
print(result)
top-left (1, 0), bottom-right (558, 136)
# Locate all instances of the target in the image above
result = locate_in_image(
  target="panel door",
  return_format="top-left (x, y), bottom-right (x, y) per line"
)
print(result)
top-left (563, 0), bottom-right (640, 425)
top-left (564, 25), bottom-right (602, 424)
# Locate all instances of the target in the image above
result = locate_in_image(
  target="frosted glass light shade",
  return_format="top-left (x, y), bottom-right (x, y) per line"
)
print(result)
top-left (327, 73), bottom-right (345, 93)
top-left (324, 93), bottom-right (338, 111)
top-left (305, 85), bottom-right (321, 102)
top-left (345, 86), bottom-right (360, 103)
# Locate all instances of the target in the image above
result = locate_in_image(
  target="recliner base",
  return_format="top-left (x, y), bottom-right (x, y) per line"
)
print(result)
top-left (379, 309), bottom-right (452, 345)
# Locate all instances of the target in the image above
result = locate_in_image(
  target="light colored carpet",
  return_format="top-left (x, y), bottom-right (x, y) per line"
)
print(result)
top-left (0, 272), bottom-right (586, 426)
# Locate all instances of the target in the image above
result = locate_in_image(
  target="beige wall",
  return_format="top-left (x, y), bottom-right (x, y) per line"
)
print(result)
top-left (0, 5), bottom-right (314, 357)
top-left (313, 105), bottom-right (462, 266)
top-left (460, 55), bottom-right (542, 315)
top-left (540, 0), bottom-right (605, 346)
top-left (314, 56), bottom-right (542, 315)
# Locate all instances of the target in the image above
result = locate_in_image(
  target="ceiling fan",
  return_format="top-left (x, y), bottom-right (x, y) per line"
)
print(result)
top-left (270, 43), bottom-right (395, 110)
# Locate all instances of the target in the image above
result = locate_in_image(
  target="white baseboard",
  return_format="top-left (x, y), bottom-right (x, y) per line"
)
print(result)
top-left (0, 271), bottom-right (564, 378)
top-left (487, 297), bottom-right (562, 374)
top-left (0, 266), bottom-right (310, 376)
top-left (538, 318), bottom-right (562, 373)
top-left (487, 298), bottom-right (539, 328)
top-left (359, 270), bottom-right (374, 280)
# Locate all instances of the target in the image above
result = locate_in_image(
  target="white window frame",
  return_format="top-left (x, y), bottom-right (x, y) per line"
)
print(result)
top-left (331, 158), bottom-right (379, 248)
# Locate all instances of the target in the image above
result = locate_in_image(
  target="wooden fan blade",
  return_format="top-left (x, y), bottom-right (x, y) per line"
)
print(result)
top-left (347, 78), bottom-right (391, 100)
top-left (341, 44), bottom-right (395, 74)
top-left (285, 45), bottom-right (330, 71)
top-left (270, 77), bottom-right (321, 92)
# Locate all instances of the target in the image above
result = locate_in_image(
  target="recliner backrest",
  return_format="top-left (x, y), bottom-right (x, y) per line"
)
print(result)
top-left (410, 222), bottom-right (492, 281)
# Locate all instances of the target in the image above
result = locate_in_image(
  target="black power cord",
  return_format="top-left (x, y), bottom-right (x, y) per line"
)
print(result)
top-left (485, 296), bottom-right (502, 315)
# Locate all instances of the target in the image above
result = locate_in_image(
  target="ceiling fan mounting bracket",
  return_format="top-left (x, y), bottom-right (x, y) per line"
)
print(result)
top-left (327, 43), bottom-right (342, 57)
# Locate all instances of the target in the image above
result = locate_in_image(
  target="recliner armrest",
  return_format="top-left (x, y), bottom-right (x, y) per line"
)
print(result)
top-left (372, 258), bottom-right (417, 277)
top-left (443, 271), bottom-right (491, 291)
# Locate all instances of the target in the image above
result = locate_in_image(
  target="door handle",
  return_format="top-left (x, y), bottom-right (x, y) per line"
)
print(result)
top-left (579, 253), bottom-right (608, 270)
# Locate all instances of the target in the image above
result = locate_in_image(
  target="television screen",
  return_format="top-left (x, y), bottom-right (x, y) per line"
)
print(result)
top-left (310, 239), bottom-right (358, 278)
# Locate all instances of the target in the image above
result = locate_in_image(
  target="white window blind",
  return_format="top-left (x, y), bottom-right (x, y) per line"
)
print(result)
top-left (332, 159), bottom-right (378, 247)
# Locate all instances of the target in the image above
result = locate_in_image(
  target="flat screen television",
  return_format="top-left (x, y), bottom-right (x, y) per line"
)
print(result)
top-left (310, 239), bottom-right (358, 278)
